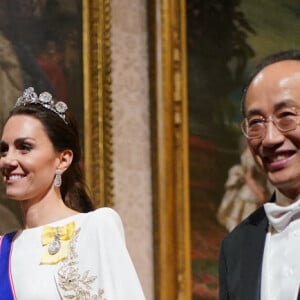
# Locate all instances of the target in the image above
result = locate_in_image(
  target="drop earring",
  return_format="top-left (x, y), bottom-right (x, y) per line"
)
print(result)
top-left (54, 170), bottom-right (62, 187)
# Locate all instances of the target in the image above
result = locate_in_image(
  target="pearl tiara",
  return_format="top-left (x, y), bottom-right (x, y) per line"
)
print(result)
top-left (15, 87), bottom-right (68, 124)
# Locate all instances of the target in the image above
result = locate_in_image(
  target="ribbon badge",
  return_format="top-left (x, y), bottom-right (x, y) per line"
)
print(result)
top-left (40, 221), bottom-right (76, 265)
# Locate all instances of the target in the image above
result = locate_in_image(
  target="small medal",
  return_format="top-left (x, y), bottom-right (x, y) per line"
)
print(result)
top-left (48, 229), bottom-right (61, 255)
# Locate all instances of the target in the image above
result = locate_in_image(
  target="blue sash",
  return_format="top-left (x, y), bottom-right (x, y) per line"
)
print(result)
top-left (0, 232), bottom-right (17, 299)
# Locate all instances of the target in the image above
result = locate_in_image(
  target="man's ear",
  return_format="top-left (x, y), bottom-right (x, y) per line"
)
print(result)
top-left (56, 149), bottom-right (73, 173)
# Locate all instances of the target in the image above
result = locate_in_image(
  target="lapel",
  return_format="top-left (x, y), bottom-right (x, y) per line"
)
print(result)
top-left (239, 194), bottom-right (275, 300)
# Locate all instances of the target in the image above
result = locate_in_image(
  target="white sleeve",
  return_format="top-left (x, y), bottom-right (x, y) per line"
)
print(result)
top-left (93, 208), bottom-right (146, 300)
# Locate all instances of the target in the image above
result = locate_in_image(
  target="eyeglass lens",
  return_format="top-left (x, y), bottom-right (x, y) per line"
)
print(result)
top-left (243, 116), bottom-right (298, 138)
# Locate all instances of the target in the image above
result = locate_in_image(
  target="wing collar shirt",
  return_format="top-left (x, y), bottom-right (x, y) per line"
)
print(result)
top-left (261, 190), bottom-right (300, 300)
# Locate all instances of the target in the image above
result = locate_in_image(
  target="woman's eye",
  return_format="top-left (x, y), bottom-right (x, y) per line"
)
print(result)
top-left (0, 143), bottom-right (8, 156)
top-left (20, 143), bottom-right (32, 152)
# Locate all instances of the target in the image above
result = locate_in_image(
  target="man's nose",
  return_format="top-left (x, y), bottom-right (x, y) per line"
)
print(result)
top-left (262, 120), bottom-right (285, 146)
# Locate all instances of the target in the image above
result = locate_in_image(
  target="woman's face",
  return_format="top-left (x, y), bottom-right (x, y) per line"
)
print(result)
top-left (0, 115), bottom-right (61, 201)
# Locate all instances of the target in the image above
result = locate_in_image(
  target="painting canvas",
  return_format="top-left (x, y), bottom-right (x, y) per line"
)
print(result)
top-left (0, 0), bottom-right (83, 233)
top-left (187, 0), bottom-right (300, 298)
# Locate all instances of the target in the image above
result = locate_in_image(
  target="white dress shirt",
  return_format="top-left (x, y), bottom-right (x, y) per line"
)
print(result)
top-left (261, 191), bottom-right (300, 300)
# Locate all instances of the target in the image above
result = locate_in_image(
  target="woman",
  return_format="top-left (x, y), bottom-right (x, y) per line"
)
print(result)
top-left (0, 87), bottom-right (145, 299)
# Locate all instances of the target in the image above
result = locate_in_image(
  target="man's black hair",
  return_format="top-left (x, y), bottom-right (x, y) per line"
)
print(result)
top-left (242, 49), bottom-right (300, 115)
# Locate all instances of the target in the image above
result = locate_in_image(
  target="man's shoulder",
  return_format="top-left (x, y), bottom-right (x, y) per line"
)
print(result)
top-left (222, 205), bottom-right (267, 244)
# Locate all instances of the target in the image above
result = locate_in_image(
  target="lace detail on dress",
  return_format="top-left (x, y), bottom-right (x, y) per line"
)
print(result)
top-left (57, 228), bottom-right (106, 300)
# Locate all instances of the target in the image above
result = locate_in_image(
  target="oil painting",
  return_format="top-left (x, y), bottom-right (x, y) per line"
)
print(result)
top-left (0, 0), bottom-right (83, 233)
top-left (188, 0), bottom-right (300, 299)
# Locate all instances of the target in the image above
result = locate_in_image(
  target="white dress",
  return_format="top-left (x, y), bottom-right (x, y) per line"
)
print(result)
top-left (7, 208), bottom-right (145, 299)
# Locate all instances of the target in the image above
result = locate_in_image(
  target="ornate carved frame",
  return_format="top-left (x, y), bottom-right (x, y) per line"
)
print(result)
top-left (149, 0), bottom-right (191, 299)
top-left (83, 0), bottom-right (113, 207)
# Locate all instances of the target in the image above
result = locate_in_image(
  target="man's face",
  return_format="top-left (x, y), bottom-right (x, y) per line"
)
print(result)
top-left (244, 60), bottom-right (300, 199)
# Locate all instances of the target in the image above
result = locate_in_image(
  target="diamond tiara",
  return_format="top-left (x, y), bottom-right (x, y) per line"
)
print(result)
top-left (15, 87), bottom-right (68, 124)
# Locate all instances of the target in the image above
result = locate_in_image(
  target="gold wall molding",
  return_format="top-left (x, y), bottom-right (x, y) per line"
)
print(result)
top-left (149, 0), bottom-right (191, 299)
top-left (83, 0), bottom-right (114, 207)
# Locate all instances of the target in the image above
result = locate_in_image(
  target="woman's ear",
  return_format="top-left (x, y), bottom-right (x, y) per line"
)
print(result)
top-left (56, 149), bottom-right (73, 173)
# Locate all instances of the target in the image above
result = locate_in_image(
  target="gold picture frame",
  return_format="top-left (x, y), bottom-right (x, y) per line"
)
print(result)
top-left (148, 0), bottom-right (191, 299)
top-left (83, 0), bottom-right (113, 207)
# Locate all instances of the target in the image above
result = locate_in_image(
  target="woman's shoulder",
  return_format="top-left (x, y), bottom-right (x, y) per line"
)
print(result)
top-left (82, 207), bottom-right (124, 236)
top-left (87, 207), bottom-right (121, 222)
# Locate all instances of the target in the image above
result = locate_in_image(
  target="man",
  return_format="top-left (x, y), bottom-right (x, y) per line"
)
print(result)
top-left (219, 50), bottom-right (300, 300)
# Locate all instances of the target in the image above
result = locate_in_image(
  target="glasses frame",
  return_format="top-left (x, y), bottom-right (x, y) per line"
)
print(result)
top-left (241, 109), bottom-right (300, 139)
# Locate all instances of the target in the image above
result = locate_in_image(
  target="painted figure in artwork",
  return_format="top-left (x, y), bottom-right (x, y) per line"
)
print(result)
top-left (217, 146), bottom-right (272, 231)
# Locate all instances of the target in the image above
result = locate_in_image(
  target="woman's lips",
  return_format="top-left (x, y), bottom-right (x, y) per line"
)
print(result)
top-left (4, 174), bottom-right (25, 183)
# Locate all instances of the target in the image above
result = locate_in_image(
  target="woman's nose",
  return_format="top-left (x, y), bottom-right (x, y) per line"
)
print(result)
top-left (0, 151), bottom-right (18, 168)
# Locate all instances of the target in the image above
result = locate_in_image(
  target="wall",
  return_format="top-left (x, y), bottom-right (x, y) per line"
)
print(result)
top-left (110, 0), bottom-right (154, 299)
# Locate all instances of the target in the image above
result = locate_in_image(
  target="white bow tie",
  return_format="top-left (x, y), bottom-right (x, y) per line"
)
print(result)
top-left (264, 199), bottom-right (300, 232)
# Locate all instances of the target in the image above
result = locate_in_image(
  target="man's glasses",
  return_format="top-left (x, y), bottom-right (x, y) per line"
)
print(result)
top-left (241, 108), bottom-right (300, 139)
